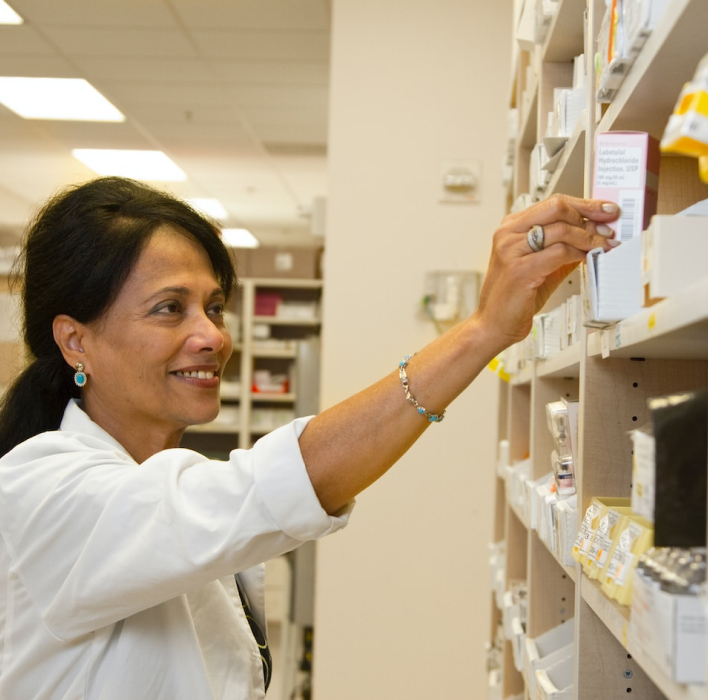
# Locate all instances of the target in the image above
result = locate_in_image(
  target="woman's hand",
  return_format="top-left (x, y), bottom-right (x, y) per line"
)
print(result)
top-left (474, 194), bottom-right (621, 350)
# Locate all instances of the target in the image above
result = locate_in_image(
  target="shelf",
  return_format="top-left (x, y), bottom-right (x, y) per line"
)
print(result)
top-left (536, 342), bottom-right (582, 378)
top-left (510, 364), bottom-right (533, 386)
top-left (587, 276), bottom-right (708, 360)
top-left (542, 0), bottom-right (586, 63)
top-left (185, 423), bottom-right (239, 435)
top-left (599, 0), bottom-right (707, 139)
top-left (252, 348), bottom-right (298, 359)
top-left (251, 392), bottom-right (296, 403)
top-left (219, 385), bottom-right (241, 401)
top-left (581, 576), bottom-right (704, 700)
top-left (251, 278), bottom-right (323, 290)
top-left (253, 315), bottom-right (321, 326)
top-left (519, 74), bottom-right (539, 150)
top-left (545, 123), bottom-right (585, 198)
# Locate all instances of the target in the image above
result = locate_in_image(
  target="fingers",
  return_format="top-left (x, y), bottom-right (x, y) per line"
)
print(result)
top-left (505, 193), bottom-right (620, 231)
top-left (535, 220), bottom-right (620, 254)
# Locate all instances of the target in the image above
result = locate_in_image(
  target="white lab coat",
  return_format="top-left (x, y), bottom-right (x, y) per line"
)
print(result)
top-left (0, 400), bottom-right (352, 699)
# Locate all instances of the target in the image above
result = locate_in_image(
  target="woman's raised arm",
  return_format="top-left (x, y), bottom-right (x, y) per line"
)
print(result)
top-left (299, 194), bottom-right (620, 514)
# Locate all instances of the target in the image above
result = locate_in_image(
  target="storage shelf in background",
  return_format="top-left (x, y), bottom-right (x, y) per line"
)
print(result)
top-left (253, 315), bottom-right (321, 326)
top-left (519, 75), bottom-right (539, 149)
top-left (542, 0), bottom-right (586, 62)
top-left (252, 349), bottom-right (298, 359)
top-left (599, 0), bottom-right (706, 139)
top-left (251, 278), bottom-right (323, 290)
top-left (581, 576), bottom-right (704, 700)
top-left (545, 124), bottom-right (585, 198)
top-left (185, 423), bottom-right (239, 435)
top-left (587, 276), bottom-right (708, 360)
top-left (251, 392), bottom-right (296, 403)
top-left (510, 364), bottom-right (533, 386)
top-left (536, 342), bottom-right (582, 378)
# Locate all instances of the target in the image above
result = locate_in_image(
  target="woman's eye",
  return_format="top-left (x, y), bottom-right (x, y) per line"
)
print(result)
top-left (154, 301), bottom-right (181, 315)
top-left (208, 303), bottom-right (225, 317)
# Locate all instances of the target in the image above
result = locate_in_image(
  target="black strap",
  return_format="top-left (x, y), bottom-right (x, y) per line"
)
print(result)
top-left (235, 576), bottom-right (272, 692)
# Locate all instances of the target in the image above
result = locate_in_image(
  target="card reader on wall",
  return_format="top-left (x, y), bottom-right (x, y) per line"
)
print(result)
top-left (423, 271), bottom-right (481, 322)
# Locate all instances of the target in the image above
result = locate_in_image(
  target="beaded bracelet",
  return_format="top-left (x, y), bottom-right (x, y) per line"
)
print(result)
top-left (398, 354), bottom-right (445, 423)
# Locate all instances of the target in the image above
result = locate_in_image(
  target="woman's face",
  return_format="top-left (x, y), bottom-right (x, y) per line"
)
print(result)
top-left (79, 226), bottom-right (233, 452)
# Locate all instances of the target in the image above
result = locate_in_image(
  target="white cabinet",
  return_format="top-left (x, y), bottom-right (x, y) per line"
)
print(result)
top-left (490, 1), bottom-right (708, 698)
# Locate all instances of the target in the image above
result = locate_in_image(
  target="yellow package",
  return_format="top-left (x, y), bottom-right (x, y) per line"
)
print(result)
top-left (572, 500), bottom-right (601, 565)
top-left (661, 53), bottom-right (708, 158)
top-left (583, 505), bottom-right (633, 579)
top-left (572, 497), bottom-right (629, 569)
top-left (600, 515), bottom-right (654, 605)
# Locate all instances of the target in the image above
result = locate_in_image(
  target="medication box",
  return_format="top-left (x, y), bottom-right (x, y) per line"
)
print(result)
top-left (629, 568), bottom-right (706, 684)
top-left (641, 214), bottom-right (708, 303)
top-left (592, 131), bottom-right (660, 241)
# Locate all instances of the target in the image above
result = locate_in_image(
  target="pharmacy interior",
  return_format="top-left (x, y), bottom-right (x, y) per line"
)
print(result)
top-left (0, 0), bottom-right (707, 699)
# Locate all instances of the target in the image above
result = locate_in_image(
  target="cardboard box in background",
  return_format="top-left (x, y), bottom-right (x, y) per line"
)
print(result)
top-left (235, 247), bottom-right (322, 280)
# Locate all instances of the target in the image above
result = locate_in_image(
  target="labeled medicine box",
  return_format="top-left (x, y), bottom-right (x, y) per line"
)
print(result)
top-left (592, 131), bottom-right (660, 241)
top-left (641, 214), bottom-right (708, 303)
top-left (629, 567), bottom-right (706, 684)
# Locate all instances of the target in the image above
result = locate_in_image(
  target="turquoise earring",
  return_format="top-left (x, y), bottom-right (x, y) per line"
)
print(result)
top-left (74, 363), bottom-right (88, 388)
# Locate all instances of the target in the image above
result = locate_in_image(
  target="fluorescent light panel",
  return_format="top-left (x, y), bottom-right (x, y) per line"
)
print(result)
top-left (0, 78), bottom-right (124, 121)
top-left (187, 198), bottom-right (229, 220)
top-left (0, 1), bottom-right (22, 24)
top-left (72, 149), bottom-right (187, 181)
top-left (221, 228), bottom-right (260, 248)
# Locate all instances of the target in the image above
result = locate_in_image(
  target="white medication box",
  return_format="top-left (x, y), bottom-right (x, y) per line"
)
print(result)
top-left (642, 214), bottom-right (708, 302)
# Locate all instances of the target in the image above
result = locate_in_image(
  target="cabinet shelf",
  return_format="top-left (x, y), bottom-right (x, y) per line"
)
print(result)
top-left (545, 123), bottom-right (585, 198)
top-left (536, 342), bottom-right (582, 378)
top-left (493, 2), bottom-right (707, 698)
top-left (599, 0), bottom-right (708, 138)
top-left (251, 392), bottom-right (296, 403)
top-left (253, 349), bottom-right (298, 359)
top-left (542, 0), bottom-right (586, 63)
top-left (186, 423), bottom-right (239, 435)
top-left (587, 276), bottom-right (708, 360)
top-left (581, 576), bottom-right (704, 700)
top-left (253, 315), bottom-right (321, 327)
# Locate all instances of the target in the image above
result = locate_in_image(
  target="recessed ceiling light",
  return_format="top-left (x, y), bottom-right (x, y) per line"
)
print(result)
top-left (0, 78), bottom-right (124, 121)
top-left (187, 198), bottom-right (229, 220)
top-left (0, 1), bottom-right (22, 24)
top-left (72, 149), bottom-right (187, 181)
top-left (221, 228), bottom-right (260, 248)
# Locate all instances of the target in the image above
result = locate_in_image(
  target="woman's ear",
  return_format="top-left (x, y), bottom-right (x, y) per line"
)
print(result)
top-left (52, 315), bottom-right (87, 370)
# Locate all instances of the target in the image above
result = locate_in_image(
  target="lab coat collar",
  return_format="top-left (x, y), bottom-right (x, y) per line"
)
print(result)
top-left (60, 399), bottom-right (132, 458)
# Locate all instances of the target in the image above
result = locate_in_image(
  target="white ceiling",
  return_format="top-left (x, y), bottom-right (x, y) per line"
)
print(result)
top-left (0, 0), bottom-right (331, 247)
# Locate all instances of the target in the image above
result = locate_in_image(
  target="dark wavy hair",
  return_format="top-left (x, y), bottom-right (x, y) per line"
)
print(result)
top-left (0, 176), bottom-right (236, 457)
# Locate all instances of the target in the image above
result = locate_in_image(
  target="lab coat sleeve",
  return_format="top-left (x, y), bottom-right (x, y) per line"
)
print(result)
top-left (0, 416), bottom-right (352, 641)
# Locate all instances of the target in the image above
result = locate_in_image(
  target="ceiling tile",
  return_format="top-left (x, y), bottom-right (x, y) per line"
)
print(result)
top-left (11, 0), bottom-right (178, 27)
top-left (39, 26), bottom-right (198, 58)
top-left (253, 123), bottom-right (327, 145)
top-left (0, 25), bottom-right (58, 55)
top-left (73, 56), bottom-right (217, 83)
top-left (193, 30), bottom-right (329, 61)
top-left (213, 59), bottom-right (329, 85)
top-left (230, 84), bottom-right (328, 108)
top-left (102, 81), bottom-right (234, 107)
top-left (28, 121), bottom-right (153, 151)
top-left (0, 55), bottom-right (78, 78)
top-left (170, 0), bottom-right (329, 31)
top-left (241, 104), bottom-right (327, 127)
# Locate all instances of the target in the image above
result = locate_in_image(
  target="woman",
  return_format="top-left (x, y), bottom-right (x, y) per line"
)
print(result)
top-left (0, 177), bottom-right (619, 698)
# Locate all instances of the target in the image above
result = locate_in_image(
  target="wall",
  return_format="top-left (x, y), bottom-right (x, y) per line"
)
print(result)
top-left (312, 1), bottom-right (513, 698)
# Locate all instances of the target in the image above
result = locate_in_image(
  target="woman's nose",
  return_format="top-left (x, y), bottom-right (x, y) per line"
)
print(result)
top-left (187, 312), bottom-right (226, 354)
